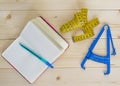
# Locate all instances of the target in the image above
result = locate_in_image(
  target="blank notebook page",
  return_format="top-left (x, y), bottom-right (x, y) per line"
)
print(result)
top-left (2, 17), bottom-right (68, 83)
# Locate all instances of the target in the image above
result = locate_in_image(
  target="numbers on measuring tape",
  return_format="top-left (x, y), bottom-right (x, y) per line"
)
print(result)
top-left (73, 32), bottom-right (94, 42)
top-left (60, 8), bottom-right (100, 42)
top-left (82, 18), bottom-right (99, 33)
top-left (60, 8), bottom-right (88, 33)
top-left (81, 8), bottom-right (88, 24)
top-left (73, 18), bottom-right (100, 42)
top-left (60, 19), bottom-right (84, 33)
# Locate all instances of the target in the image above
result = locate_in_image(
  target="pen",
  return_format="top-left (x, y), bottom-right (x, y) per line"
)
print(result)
top-left (19, 42), bottom-right (54, 69)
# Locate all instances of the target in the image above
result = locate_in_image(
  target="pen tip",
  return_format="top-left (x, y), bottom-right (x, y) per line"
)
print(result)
top-left (50, 65), bottom-right (54, 69)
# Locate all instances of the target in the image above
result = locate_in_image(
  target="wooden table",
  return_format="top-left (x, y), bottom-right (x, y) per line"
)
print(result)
top-left (0, 0), bottom-right (120, 86)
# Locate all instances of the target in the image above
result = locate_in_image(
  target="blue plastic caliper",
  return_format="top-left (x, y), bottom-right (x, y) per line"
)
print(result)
top-left (81, 24), bottom-right (116, 75)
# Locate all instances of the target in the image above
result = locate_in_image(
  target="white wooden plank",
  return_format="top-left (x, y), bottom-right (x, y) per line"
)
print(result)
top-left (0, 11), bottom-right (120, 39)
top-left (0, 68), bottom-right (120, 86)
top-left (0, 0), bottom-right (120, 10)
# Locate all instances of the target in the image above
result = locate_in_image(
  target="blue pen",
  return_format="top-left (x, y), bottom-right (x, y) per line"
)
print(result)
top-left (19, 42), bottom-right (54, 69)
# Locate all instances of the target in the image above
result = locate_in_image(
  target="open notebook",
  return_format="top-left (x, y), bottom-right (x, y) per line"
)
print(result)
top-left (2, 16), bottom-right (68, 83)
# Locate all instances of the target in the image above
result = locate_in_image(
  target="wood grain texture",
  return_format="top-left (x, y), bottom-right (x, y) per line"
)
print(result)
top-left (0, 0), bottom-right (120, 86)
top-left (0, 0), bottom-right (120, 10)
top-left (1, 68), bottom-right (120, 86)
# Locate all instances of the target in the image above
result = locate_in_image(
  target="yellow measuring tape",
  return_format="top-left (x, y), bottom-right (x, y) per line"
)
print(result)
top-left (60, 9), bottom-right (87, 33)
top-left (60, 8), bottom-right (100, 42)
top-left (73, 18), bottom-right (99, 42)
top-left (73, 32), bottom-right (94, 42)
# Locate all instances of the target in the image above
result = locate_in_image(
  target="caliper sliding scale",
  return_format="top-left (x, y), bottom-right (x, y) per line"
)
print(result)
top-left (81, 24), bottom-right (116, 75)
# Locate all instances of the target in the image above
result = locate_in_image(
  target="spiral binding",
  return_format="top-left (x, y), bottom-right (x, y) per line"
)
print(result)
top-left (60, 8), bottom-right (100, 42)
